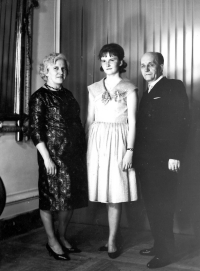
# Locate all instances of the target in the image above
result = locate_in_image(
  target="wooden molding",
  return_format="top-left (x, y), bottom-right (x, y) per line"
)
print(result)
top-left (6, 188), bottom-right (38, 204)
top-left (54, 0), bottom-right (60, 53)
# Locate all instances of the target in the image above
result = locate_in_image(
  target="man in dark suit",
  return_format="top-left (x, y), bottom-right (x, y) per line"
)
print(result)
top-left (134, 52), bottom-right (189, 269)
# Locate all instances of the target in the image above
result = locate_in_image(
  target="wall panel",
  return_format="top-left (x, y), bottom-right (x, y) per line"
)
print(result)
top-left (61, 0), bottom-right (200, 235)
top-left (61, 0), bottom-right (200, 113)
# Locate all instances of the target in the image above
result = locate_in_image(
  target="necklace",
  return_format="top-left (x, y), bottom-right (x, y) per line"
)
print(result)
top-left (45, 83), bottom-right (63, 91)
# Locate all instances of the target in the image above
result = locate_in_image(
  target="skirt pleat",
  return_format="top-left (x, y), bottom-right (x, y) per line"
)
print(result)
top-left (87, 122), bottom-right (138, 203)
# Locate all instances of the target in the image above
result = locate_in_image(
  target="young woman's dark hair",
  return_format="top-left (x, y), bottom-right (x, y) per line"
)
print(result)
top-left (98, 43), bottom-right (127, 73)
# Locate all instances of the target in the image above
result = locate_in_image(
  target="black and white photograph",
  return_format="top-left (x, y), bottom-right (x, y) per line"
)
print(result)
top-left (0, 0), bottom-right (200, 270)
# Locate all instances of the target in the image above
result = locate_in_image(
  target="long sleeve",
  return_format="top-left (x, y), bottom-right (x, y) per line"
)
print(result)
top-left (134, 77), bottom-right (190, 167)
top-left (167, 80), bottom-right (190, 159)
top-left (29, 91), bottom-right (47, 146)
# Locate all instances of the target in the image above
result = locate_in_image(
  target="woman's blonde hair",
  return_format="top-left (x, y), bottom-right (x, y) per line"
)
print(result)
top-left (39, 53), bottom-right (70, 82)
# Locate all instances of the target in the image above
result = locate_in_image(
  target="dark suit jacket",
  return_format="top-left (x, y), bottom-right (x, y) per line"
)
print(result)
top-left (134, 77), bottom-right (189, 169)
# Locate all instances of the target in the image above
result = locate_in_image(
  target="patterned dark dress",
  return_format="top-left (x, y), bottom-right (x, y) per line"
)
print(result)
top-left (29, 87), bottom-right (88, 211)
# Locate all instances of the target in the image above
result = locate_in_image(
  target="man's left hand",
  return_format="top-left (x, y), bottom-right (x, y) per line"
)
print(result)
top-left (168, 159), bottom-right (180, 172)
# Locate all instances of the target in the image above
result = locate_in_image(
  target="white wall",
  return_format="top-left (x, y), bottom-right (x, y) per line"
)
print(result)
top-left (1, 0), bottom-right (56, 220)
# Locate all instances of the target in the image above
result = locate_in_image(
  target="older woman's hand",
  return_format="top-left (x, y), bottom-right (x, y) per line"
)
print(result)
top-left (36, 142), bottom-right (57, 176)
top-left (44, 157), bottom-right (57, 176)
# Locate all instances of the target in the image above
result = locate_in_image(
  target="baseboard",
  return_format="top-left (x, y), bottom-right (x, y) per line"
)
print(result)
top-left (1, 196), bottom-right (39, 220)
top-left (6, 188), bottom-right (38, 204)
top-left (0, 209), bottom-right (42, 241)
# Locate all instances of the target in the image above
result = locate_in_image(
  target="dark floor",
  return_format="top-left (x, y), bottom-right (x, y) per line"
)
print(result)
top-left (0, 223), bottom-right (200, 271)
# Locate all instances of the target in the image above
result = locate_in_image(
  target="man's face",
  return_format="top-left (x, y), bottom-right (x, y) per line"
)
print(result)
top-left (140, 53), bottom-right (163, 83)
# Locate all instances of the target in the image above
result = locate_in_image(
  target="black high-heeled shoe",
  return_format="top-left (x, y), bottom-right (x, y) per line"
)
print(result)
top-left (108, 249), bottom-right (120, 259)
top-left (98, 245), bottom-right (108, 252)
top-left (56, 232), bottom-right (81, 253)
top-left (60, 244), bottom-right (81, 253)
top-left (46, 243), bottom-right (70, 261)
top-left (99, 231), bottom-right (123, 253)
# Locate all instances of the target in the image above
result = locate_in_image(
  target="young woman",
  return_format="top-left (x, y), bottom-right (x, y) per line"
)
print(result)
top-left (86, 43), bottom-right (138, 259)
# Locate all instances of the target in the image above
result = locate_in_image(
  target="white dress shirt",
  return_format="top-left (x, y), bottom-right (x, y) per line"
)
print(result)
top-left (148, 75), bottom-right (164, 93)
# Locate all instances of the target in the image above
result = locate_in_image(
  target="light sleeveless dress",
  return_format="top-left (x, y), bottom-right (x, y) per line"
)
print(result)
top-left (87, 78), bottom-right (138, 203)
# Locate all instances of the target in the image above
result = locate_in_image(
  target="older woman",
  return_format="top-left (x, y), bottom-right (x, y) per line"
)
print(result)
top-left (29, 53), bottom-right (88, 261)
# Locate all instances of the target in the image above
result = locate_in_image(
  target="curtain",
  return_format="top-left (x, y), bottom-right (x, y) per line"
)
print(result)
top-left (0, 0), bottom-right (18, 118)
top-left (61, 0), bottom-right (200, 234)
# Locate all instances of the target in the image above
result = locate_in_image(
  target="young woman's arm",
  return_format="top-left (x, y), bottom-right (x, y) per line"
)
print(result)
top-left (122, 90), bottom-right (138, 171)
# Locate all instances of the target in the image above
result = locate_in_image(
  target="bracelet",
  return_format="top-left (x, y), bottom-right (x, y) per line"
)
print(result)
top-left (126, 148), bottom-right (134, 151)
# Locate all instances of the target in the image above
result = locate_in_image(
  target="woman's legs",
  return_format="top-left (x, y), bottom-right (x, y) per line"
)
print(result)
top-left (107, 203), bottom-right (122, 253)
top-left (57, 210), bottom-right (73, 248)
top-left (40, 209), bottom-right (63, 254)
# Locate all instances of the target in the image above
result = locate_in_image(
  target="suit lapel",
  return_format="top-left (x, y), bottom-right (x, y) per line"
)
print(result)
top-left (148, 77), bottom-right (167, 97)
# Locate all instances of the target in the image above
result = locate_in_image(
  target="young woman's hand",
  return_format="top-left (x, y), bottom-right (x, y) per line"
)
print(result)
top-left (122, 150), bottom-right (133, 171)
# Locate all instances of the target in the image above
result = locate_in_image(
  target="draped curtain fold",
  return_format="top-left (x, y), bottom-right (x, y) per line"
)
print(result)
top-left (0, 0), bottom-right (35, 122)
top-left (0, 0), bottom-right (18, 117)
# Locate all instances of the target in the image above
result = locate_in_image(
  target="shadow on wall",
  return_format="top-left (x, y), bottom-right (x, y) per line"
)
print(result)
top-left (176, 99), bottom-right (200, 239)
